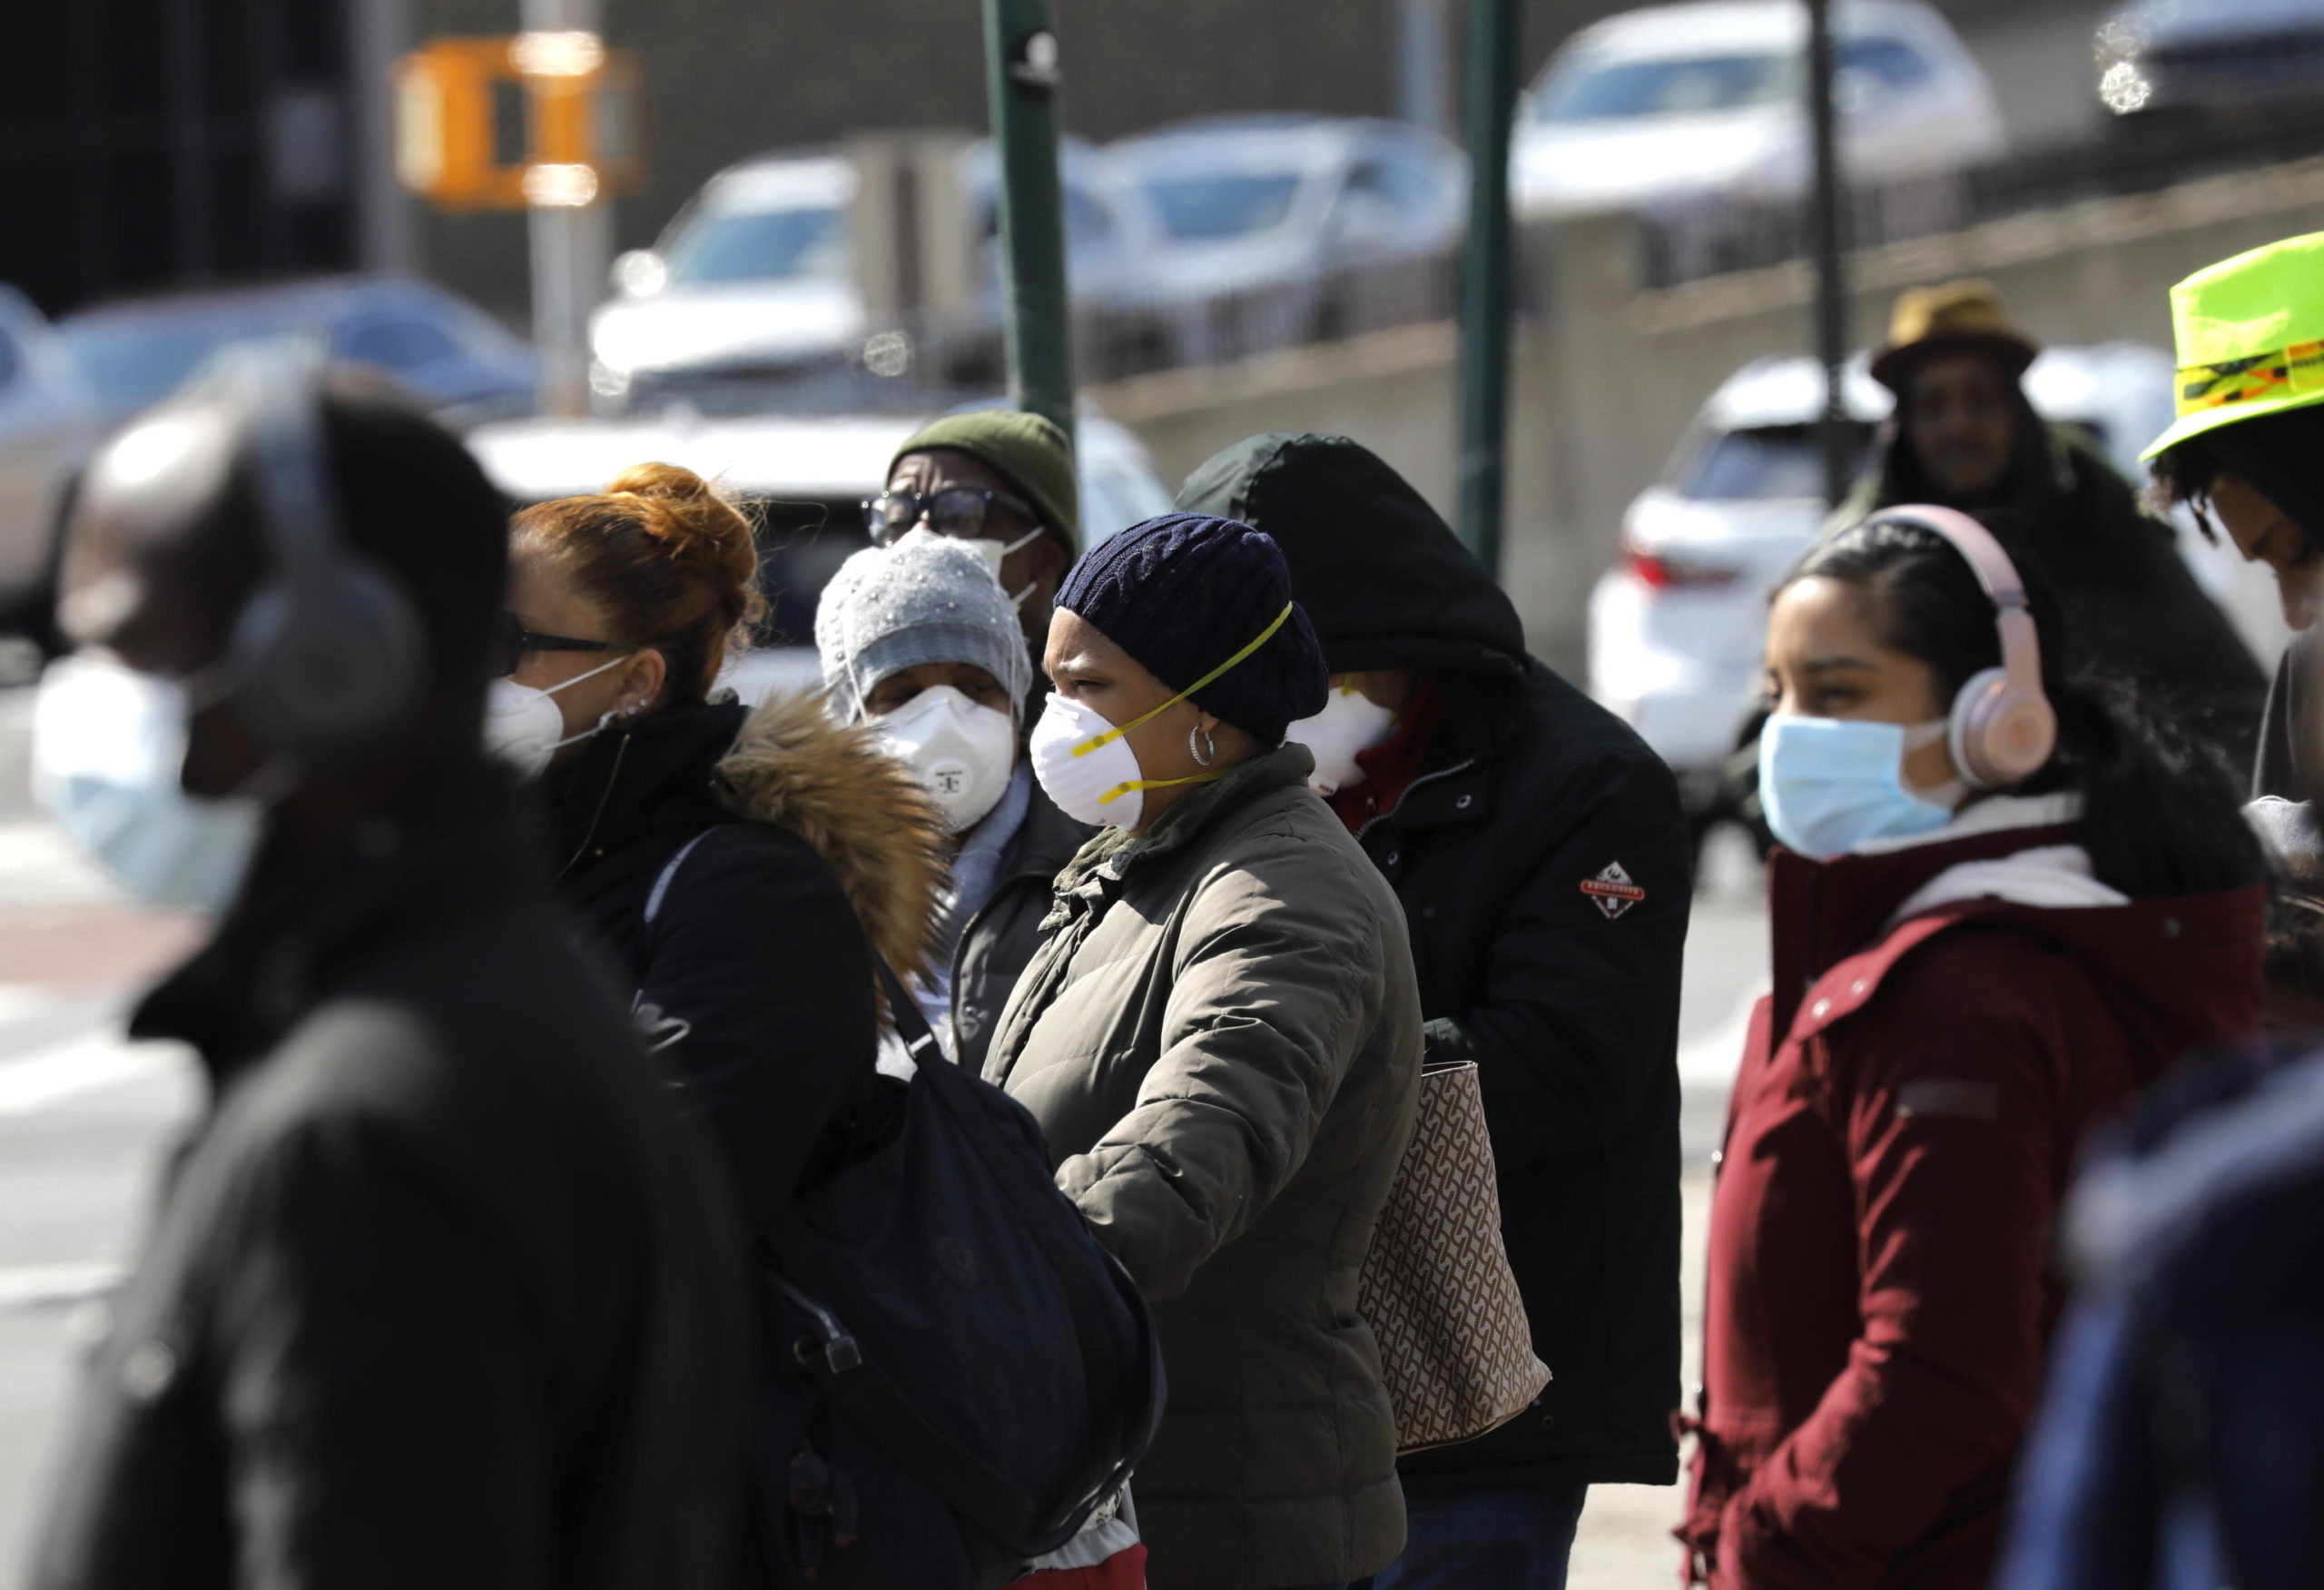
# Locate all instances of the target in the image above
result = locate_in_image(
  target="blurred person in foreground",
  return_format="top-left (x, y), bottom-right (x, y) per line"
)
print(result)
top-left (26, 367), bottom-right (746, 1589)
top-left (496, 463), bottom-right (942, 1240)
top-left (2141, 232), bottom-right (2324, 801)
top-left (813, 530), bottom-right (1092, 1074)
top-left (1682, 508), bottom-right (2264, 1588)
top-left (983, 513), bottom-right (1423, 1590)
top-left (1177, 434), bottom-right (1691, 1590)
top-left (1843, 278), bottom-right (2264, 763)
top-left (871, 409), bottom-right (1079, 655)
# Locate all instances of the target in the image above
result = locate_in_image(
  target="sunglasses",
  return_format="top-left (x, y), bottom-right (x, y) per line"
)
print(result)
top-left (492, 610), bottom-right (622, 679)
top-left (862, 487), bottom-right (1039, 545)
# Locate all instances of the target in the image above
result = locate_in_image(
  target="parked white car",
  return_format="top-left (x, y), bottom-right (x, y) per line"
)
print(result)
top-left (1513, 0), bottom-right (2005, 217)
top-left (589, 140), bottom-right (1157, 394)
top-left (1585, 344), bottom-right (2281, 815)
top-left (1108, 116), bottom-right (1467, 298)
top-left (466, 406), bottom-right (1176, 698)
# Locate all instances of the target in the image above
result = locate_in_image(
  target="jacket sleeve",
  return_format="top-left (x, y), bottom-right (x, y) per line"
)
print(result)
top-left (1716, 944), bottom-right (2070, 1589)
top-left (1055, 843), bottom-right (1396, 1301)
top-left (212, 1113), bottom-right (556, 1590)
top-left (1428, 744), bottom-right (1693, 1170)
top-left (636, 825), bottom-right (875, 1232)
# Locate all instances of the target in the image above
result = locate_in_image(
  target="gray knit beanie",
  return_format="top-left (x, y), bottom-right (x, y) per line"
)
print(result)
top-left (814, 531), bottom-right (1036, 723)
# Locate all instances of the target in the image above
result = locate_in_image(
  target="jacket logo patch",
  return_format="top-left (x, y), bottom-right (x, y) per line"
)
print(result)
top-left (1581, 861), bottom-right (1647, 920)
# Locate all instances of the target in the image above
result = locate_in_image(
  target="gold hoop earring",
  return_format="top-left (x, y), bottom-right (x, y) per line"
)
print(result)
top-left (1189, 724), bottom-right (1216, 766)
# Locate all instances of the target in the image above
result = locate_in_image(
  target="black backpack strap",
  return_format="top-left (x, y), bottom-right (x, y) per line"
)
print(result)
top-left (781, 954), bottom-right (1163, 1548)
top-left (872, 955), bottom-right (950, 1071)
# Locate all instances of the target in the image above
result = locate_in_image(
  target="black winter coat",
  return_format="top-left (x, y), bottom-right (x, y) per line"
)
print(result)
top-left (31, 762), bottom-right (748, 1590)
top-left (544, 701), bottom-right (875, 1232)
top-left (948, 779), bottom-right (1092, 1074)
top-left (1178, 432), bottom-right (1692, 1490)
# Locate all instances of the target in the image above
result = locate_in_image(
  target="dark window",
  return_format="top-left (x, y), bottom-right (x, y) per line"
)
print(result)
top-left (1841, 37), bottom-right (1935, 92)
top-left (1677, 423), bottom-right (1877, 501)
top-left (338, 314), bottom-right (463, 374)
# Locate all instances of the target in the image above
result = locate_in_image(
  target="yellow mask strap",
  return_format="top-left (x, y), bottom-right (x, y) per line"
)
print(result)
top-left (1070, 602), bottom-right (1295, 761)
top-left (1096, 769), bottom-right (1228, 807)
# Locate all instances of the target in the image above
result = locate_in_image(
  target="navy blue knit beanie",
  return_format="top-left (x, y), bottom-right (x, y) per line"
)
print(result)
top-left (1056, 511), bottom-right (1328, 746)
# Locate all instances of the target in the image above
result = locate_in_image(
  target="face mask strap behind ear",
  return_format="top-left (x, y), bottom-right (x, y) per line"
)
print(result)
top-left (1070, 602), bottom-right (1294, 764)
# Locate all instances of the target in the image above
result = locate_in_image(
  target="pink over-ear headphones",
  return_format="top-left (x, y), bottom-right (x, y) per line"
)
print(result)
top-left (1870, 504), bottom-right (2058, 790)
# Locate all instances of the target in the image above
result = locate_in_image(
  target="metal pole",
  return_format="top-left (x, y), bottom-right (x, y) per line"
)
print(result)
top-left (980, 0), bottom-right (1076, 439)
top-left (349, 0), bottom-right (421, 276)
top-left (1396, 0), bottom-right (1453, 139)
top-left (1456, 0), bottom-right (1521, 577)
top-left (1807, 0), bottom-right (1850, 509)
top-left (521, 0), bottom-right (612, 419)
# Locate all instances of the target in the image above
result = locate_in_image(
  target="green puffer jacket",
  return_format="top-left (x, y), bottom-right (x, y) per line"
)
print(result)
top-left (983, 743), bottom-right (1424, 1590)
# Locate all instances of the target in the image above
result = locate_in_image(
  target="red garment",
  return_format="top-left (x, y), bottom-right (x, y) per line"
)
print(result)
top-left (1681, 817), bottom-right (2263, 1589)
top-left (1326, 673), bottom-right (1447, 835)
top-left (1007, 1544), bottom-right (1147, 1590)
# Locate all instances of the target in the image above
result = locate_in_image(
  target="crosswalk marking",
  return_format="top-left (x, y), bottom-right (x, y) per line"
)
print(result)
top-left (0, 1031), bottom-right (184, 1116)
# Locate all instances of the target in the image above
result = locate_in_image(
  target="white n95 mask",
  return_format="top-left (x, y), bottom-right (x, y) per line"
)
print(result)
top-left (30, 655), bottom-right (267, 916)
top-left (1286, 682), bottom-right (1398, 795)
top-left (482, 651), bottom-right (635, 778)
top-left (874, 685), bottom-right (1018, 832)
top-left (1029, 600), bottom-right (1298, 830)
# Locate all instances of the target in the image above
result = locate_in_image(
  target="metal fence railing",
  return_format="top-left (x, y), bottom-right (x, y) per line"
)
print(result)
top-left (1641, 103), bottom-right (2324, 291)
top-left (606, 247), bottom-right (1463, 421)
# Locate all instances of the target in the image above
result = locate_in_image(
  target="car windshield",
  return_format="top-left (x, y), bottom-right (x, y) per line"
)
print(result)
top-left (1677, 422), bottom-right (1876, 500)
top-left (663, 203), bottom-right (848, 287)
top-left (1537, 51), bottom-right (1799, 122)
top-left (1139, 170), bottom-right (1305, 242)
top-left (59, 307), bottom-right (313, 412)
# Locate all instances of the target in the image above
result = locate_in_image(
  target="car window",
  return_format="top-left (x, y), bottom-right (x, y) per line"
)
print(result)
top-left (1676, 422), bottom-right (1877, 501)
top-left (0, 325), bottom-right (20, 391)
top-left (1139, 170), bottom-right (1305, 242)
top-left (1536, 51), bottom-right (1798, 122)
top-left (57, 307), bottom-right (311, 413)
top-left (1840, 36), bottom-right (1934, 92)
top-left (663, 203), bottom-right (849, 287)
top-left (339, 313), bottom-right (463, 374)
top-left (1345, 154), bottom-right (1440, 215)
top-left (1065, 185), bottom-right (1118, 246)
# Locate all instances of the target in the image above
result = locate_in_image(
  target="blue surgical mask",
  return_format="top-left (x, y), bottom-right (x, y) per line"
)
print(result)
top-left (1758, 714), bottom-right (1965, 861)
top-left (30, 655), bottom-right (270, 915)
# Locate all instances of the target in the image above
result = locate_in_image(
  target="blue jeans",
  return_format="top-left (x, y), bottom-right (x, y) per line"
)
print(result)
top-left (1359, 1484), bottom-right (1590, 1590)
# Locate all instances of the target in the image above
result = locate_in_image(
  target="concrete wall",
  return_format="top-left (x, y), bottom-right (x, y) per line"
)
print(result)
top-left (1093, 157), bottom-right (2324, 677)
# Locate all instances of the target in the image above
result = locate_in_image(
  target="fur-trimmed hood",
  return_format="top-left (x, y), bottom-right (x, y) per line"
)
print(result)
top-left (714, 690), bottom-right (949, 986)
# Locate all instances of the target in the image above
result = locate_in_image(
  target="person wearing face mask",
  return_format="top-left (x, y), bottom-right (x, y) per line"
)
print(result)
top-left (499, 463), bottom-right (946, 1237)
top-left (28, 369), bottom-right (748, 1590)
top-left (1680, 507), bottom-right (2265, 1590)
top-left (983, 512), bottom-right (1423, 1590)
top-left (1175, 432), bottom-right (1691, 1589)
top-left (870, 408), bottom-right (1080, 660)
top-left (813, 530), bottom-right (1095, 1072)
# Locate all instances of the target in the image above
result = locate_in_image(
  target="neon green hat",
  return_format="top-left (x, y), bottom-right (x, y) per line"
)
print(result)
top-left (2144, 231), bottom-right (2324, 460)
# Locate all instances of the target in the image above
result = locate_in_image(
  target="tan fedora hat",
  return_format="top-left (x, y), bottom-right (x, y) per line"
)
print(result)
top-left (1868, 279), bottom-right (2041, 394)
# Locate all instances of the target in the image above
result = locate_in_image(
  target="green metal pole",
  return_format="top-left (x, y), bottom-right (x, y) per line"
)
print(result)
top-left (981, 0), bottom-right (1076, 440)
top-left (1456, 0), bottom-right (1521, 577)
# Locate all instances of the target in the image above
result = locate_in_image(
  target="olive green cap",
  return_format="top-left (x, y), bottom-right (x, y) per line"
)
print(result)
top-left (889, 409), bottom-right (1080, 555)
top-left (2144, 231), bottom-right (2324, 460)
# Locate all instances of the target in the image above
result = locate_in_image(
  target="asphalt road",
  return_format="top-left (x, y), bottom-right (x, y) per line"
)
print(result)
top-left (0, 683), bottom-right (1769, 1586)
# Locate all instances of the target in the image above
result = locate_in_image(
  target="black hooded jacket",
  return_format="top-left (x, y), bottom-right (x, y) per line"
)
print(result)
top-left (32, 762), bottom-right (747, 1590)
top-left (543, 700), bottom-right (874, 1234)
top-left (1178, 434), bottom-right (1692, 1490)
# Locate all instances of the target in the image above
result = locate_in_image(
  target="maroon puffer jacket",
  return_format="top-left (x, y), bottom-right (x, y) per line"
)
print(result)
top-left (1681, 813), bottom-right (2263, 1588)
